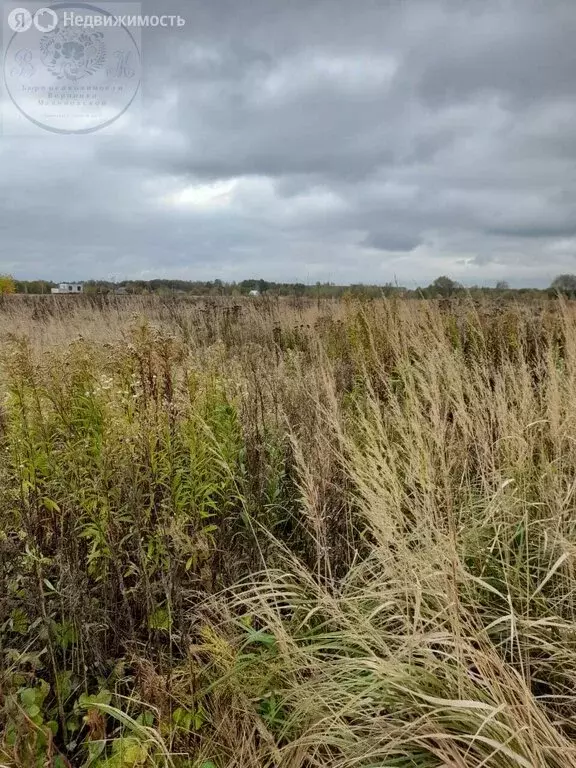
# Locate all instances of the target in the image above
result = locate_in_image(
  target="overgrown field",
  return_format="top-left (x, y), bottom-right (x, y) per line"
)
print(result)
top-left (2, 294), bottom-right (576, 767)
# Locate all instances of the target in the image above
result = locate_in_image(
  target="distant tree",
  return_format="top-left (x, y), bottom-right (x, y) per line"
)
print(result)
top-left (430, 276), bottom-right (460, 297)
top-left (240, 279), bottom-right (259, 294)
top-left (293, 283), bottom-right (306, 297)
top-left (495, 280), bottom-right (510, 290)
top-left (14, 280), bottom-right (54, 294)
top-left (551, 274), bottom-right (576, 296)
top-left (0, 275), bottom-right (16, 294)
top-left (211, 278), bottom-right (224, 296)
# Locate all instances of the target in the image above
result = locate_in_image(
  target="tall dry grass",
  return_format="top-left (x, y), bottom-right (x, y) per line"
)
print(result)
top-left (1, 294), bottom-right (575, 767)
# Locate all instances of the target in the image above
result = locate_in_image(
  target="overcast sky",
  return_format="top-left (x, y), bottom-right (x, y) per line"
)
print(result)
top-left (1, 0), bottom-right (576, 286)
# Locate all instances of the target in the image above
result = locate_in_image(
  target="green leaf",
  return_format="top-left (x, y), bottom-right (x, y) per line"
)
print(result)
top-left (20, 687), bottom-right (37, 707)
top-left (172, 707), bottom-right (192, 729)
top-left (193, 708), bottom-right (206, 731)
top-left (66, 715), bottom-right (81, 733)
top-left (201, 524), bottom-right (218, 535)
top-left (148, 607), bottom-right (171, 631)
top-left (46, 720), bottom-right (59, 736)
top-left (246, 629), bottom-right (277, 649)
top-left (42, 497), bottom-right (61, 514)
top-left (54, 620), bottom-right (78, 650)
top-left (78, 689), bottom-right (111, 710)
top-left (135, 711), bottom-right (154, 727)
top-left (11, 608), bottom-right (29, 634)
top-left (85, 738), bottom-right (106, 765)
top-left (110, 735), bottom-right (149, 762)
top-left (56, 670), bottom-right (74, 702)
top-left (37, 678), bottom-right (50, 704)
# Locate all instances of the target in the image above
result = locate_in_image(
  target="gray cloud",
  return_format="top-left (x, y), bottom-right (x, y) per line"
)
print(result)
top-left (1, 0), bottom-right (576, 286)
top-left (363, 232), bottom-right (423, 253)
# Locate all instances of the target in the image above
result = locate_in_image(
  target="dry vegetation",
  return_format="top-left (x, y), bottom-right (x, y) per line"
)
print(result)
top-left (2, 293), bottom-right (576, 767)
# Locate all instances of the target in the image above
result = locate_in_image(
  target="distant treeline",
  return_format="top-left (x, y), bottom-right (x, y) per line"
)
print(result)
top-left (10, 275), bottom-right (576, 298)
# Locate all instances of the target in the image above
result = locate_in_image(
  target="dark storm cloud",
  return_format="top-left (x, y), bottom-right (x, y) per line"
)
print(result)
top-left (1, 0), bottom-right (576, 285)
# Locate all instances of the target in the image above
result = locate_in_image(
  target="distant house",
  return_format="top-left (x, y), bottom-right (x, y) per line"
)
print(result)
top-left (249, 290), bottom-right (260, 297)
top-left (51, 282), bottom-right (83, 294)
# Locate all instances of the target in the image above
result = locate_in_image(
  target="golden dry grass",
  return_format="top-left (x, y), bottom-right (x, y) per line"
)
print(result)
top-left (1, 294), bottom-right (575, 767)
